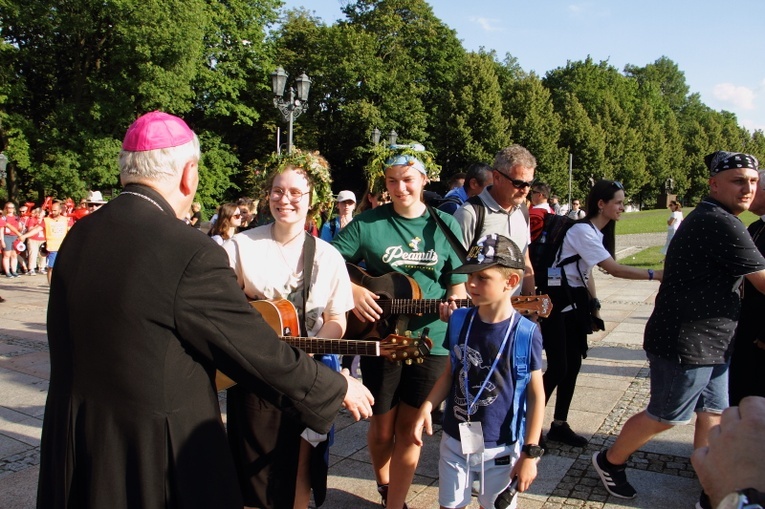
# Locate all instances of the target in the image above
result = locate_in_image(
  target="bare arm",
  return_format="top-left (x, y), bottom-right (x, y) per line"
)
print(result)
top-left (598, 257), bottom-right (663, 282)
top-left (316, 311), bottom-right (346, 341)
top-left (522, 249), bottom-right (536, 295)
top-left (745, 269), bottom-right (765, 294)
top-left (412, 359), bottom-right (454, 446)
top-left (19, 225), bottom-right (42, 241)
top-left (511, 370), bottom-right (544, 492)
top-left (447, 282), bottom-right (467, 300)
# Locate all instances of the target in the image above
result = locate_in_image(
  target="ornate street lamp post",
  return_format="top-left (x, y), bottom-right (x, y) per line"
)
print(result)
top-left (271, 67), bottom-right (311, 153)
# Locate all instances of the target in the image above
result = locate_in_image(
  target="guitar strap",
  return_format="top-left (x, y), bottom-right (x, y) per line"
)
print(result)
top-left (301, 233), bottom-right (316, 337)
top-left (426, 205), bottom-right (468, 263)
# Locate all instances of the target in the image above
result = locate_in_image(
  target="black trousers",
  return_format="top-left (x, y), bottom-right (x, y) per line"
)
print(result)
top-left (540, 286), bottom-right (590, 422)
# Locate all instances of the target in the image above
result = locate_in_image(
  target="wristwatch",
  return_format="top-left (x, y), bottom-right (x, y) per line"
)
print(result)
top-left (521, 444), bottom-right (544, 458)
top-left (717, 488), bottom-right (765, 509)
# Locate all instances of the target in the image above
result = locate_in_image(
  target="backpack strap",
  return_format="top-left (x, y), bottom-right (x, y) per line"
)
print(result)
top-left (465, 195), bottom-right (485, 249)
top-left (519, 202), bottom-right (530, 227)
top-left (509, 316), bottom-right (536, 445)
top-left (448, 307), bottom-right (474, 372)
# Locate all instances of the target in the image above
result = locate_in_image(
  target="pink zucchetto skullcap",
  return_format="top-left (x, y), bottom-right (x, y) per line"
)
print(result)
top-left (122, 111), bottom-right (195, 151)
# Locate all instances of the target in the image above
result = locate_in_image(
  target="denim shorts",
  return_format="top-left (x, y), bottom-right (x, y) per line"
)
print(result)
top-left (46, 251), bottom-right (58, 268)
top-left (645, 352), bottom-right (728, 425)
top-left (438, 434), bottom-right (520, 509)
top-left (3, 235), bottom-right (16, 252)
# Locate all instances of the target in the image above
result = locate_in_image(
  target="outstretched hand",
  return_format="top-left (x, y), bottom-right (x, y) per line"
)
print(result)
top-left (341, 372), bottom-right (374, 421)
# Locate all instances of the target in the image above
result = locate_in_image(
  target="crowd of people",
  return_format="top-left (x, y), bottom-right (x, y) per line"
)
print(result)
top-left (20, 110), bottom-right (765, 509)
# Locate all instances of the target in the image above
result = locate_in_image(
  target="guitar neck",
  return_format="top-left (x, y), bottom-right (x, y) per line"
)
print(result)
top-left (284, 337), bottom-right (381, 357)
top-left (388, 298), bottom-right (473, 315)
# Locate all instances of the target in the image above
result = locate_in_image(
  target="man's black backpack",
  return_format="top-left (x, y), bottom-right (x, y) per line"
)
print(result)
top-left (528, 213), bottom-right (580, 289)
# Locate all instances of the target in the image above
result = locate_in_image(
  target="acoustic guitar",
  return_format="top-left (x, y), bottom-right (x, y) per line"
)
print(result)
top-left (215, 298), bottom-right (433, 391)
top-left (345, 263), bottom-right (552, 341)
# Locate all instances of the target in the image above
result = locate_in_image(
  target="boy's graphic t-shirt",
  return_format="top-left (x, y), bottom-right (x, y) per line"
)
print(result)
top-left (442, 312), bottom-right (543, 447)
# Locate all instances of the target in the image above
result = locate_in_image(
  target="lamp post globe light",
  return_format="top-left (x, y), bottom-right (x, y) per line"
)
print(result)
top-left (270, 67), bottom-right (311, 153)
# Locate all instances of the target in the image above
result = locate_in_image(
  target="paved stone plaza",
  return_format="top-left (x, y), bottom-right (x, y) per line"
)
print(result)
top-left (0, 233), bottom-right (705, 508)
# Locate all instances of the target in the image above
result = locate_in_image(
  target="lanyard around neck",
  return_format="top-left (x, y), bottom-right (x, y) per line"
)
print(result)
top-left (462, 309), bottom-right (517, 420)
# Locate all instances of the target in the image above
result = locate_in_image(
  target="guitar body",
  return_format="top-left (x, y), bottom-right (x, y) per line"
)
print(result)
top-left (250, 298), bottom-right (301, 336)
top-left (215, 299), bottom-right (300, 391)
top-left (345, 263), bottom-right (422, 341)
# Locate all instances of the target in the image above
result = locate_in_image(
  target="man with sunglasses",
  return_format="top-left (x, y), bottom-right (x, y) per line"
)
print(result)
top-left (453, 144), bottom-right (537, 295)
top-left (593, 152), bottom-right (765, 509)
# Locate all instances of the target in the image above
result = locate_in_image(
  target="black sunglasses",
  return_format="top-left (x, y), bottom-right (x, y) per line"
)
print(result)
top-left (494, 170), bottom-right (534, 190)
top-left (612, 181), bottom-right (624, 190)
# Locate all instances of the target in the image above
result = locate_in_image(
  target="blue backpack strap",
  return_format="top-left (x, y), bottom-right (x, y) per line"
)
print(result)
top-left (509, 316), bottom-right (537, 445)
top-left (448, 307), bottom-right (474, 373)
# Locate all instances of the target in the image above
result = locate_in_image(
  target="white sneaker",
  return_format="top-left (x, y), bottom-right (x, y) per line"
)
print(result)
top-left (27, 269), bottom-right (35, 276)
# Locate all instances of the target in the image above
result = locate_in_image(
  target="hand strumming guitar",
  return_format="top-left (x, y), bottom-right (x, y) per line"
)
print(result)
top-left (351, 282), bottom-right (382, 323)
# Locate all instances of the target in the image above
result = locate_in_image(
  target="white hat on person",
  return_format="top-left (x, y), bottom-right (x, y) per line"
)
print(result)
top-left (336, 190), bottom-right (356, 203)
top-left (86, 190), bottom-right (107, 204)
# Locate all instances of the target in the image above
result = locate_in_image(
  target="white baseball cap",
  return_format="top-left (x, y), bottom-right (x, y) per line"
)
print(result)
top-left (336, 190), bottom-right (356, 203)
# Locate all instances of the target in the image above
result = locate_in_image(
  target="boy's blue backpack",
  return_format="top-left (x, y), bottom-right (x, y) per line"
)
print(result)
top-left (448, 307), bottom-right (537, 445)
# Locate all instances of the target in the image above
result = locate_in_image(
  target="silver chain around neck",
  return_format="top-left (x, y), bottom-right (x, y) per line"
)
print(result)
top-left (120, 191), bottom-right (165, 212)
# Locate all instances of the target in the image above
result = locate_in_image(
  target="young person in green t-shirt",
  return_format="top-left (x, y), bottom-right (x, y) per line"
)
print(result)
top-left (333, 144), bottom-right (467, 509)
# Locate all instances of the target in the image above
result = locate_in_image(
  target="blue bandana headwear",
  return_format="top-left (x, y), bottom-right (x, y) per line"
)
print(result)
top-left (385, 144), bottom-right (427, 175)
top-left (704, 151), bottom-right (759, 176)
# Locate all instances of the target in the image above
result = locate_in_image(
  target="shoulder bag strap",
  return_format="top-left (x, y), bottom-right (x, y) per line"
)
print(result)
top-left (301, 233), bottom-right (317, 336)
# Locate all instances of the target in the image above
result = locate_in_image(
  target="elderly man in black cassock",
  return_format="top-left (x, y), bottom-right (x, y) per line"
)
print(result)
top-left (36, 111), bottom-right (373, 509)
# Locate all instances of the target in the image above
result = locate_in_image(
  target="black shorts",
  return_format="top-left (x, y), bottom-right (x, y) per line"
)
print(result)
top-left (360, 354), bottom-right (447, 414)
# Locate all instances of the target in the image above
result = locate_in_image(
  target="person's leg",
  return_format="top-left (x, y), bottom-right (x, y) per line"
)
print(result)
top-left (694, 412), bottom-right (720, 449)
top-left (46, 252), bottom-right (56, 284)
top-left (2, 249), bottom-right (10, 276)
top-left (541, 310), bottom-right (567, 403)
top-left (27, 240), bottom-right (39, 273)
top-left (293, 438), bottom-right (312, 509)
top-left (368, 408), bottom-right (397, 486)
top-left (9, 250), bottom-right (18, 275)
top-left (551, 317), bottom-right (584, 421)
top-left (606, 410), bottom-right (673, 464)
top-left (384, 403), bottom-right (423, 509)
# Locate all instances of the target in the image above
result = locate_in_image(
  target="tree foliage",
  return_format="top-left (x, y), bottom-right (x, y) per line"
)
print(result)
top-left (0, 0), bottom-right (762, 211)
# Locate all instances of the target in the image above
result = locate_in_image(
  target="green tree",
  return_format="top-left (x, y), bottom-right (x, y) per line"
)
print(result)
top-left (438, 51), bottom-right (509, 174)
top-left (501, 71), bottom-right (567, 194)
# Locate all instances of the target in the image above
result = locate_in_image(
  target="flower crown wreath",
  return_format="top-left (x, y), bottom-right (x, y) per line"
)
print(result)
top-left (247, 148), bottom-right (334, 221)
top-left (363, 142), bottom-right (441, 194)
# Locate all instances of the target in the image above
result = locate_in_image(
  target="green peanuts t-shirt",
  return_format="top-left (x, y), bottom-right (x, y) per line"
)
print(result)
top-left (332, 203), bottom-right (467, 356)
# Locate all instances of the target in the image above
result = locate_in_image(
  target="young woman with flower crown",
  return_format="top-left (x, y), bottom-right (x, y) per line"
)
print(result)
top-left (223, 150), bottom-right (359, 509)
top-left (332, 144), bottom-right (467, 509)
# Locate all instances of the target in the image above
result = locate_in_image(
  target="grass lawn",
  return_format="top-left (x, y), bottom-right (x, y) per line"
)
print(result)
top-left (616, 207), bottom-right (760, 235)
top-left (619, 246), bottom-right (663, 269)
